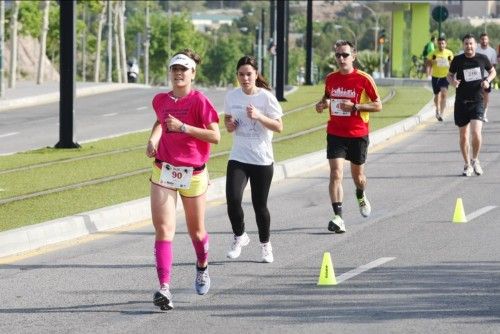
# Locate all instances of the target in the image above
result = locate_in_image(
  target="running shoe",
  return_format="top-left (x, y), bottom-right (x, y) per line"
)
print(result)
top-left (195, 266), bottom-right (211, 295)
top-left (462, 164), bottom-right (473, 177)
top-left (357, 195), bottom-right (372, 218)
top-left (328, 215), bottom-right (346, 233)
top-left (153, 283), bottom-right (174, 310)
top-left (261, 242), bottom-right (274, 263)
top-left (226, 232), bottom-right (250, 259)
top-left (471, 159), bottom-right (483, 176)
top-left (435, 111), bottom-right (443, 122)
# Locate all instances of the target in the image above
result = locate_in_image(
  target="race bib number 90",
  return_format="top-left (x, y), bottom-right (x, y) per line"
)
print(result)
top-left (160, 163), bottom-right (193, 189)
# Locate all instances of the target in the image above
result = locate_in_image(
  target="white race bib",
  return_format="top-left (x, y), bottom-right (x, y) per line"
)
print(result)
top-left (159, 162), bottom-right (193, 189)
top-left (436, 57), bottom-right (449, 67)
top-left (463, 67), bottom-right (482, 82)
top-left (330, 99), bottom-right (351, 116)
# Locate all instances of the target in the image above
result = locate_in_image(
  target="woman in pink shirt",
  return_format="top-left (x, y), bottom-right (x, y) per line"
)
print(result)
top-left (146, 49), bottom-right (220, 310)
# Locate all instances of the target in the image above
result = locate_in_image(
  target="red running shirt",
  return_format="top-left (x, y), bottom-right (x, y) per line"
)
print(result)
top-left (323, 69), bottom-right (379, 138)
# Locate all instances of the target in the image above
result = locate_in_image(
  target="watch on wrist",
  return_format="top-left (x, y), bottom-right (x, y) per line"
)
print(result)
top-left (352, 103), bottom-right (358, 112)
top-left (180, 123), bottom-right (186, 133)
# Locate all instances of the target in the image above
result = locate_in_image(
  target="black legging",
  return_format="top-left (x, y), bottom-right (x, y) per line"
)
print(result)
top-left (226, 160), bottom-right (274, 243)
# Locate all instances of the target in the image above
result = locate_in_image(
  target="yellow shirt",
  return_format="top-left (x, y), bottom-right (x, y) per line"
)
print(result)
top-left (428, 49), bottom-right (454, 78)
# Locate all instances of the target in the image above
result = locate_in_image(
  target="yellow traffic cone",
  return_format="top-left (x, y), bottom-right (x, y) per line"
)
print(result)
top-left (452, 198), bottom-right (467, 223)
top-left (317, 252), bottom-right (337, 285)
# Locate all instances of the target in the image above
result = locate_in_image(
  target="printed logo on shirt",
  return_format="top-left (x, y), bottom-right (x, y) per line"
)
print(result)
top-left (329, 87), bottom-right (356, 99)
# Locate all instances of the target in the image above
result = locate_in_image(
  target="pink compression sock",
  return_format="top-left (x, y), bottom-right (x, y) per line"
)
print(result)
top-left (191, 233), bottom-right (209, 265)
top-left (154, 240), bottom-right (173, 285)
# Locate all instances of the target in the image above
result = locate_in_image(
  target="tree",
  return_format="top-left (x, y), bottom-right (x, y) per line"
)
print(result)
top-left (37, 0), bottom-right (50, 84)
top-left (94, 2), bottom-right (106, 82)
top-left (204, 35), bottom-right (241, 86)
top-left (8, 0), bottom-right (19, 88)
top-left (117, 0), bottom-right (127, 83)
top-left (113, 1), bottom-right (121, 82)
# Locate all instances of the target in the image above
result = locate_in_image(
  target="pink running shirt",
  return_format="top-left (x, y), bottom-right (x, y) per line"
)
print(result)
top-left (152, 90), bottom-right (219, 168)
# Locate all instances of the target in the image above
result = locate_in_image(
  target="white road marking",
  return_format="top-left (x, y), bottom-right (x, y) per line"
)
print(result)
top-left (466, 206), bottom-right (497, 221)
top-left (102, 113), bottom-right (118, 117)
top-left (136, 106), bottom-right (147, 111)
top-left (0, 132), bottom-right (19, 138)
top-left (337, 257), bottom-right (396, 284)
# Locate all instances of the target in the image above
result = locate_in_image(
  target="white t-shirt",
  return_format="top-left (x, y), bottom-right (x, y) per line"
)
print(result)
top-left (476, 45), bottom-right (497, 77)
top-left (224, 87), bottom-right (283, 165)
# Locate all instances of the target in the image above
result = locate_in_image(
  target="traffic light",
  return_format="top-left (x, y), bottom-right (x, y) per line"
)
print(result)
top-left (378, 29), bottom-right (386, 45)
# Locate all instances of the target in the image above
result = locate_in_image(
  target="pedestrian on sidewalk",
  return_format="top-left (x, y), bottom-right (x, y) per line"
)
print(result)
top-left (447, 34), bottom-right (496, 177)
top-left (145, 49), bottom-right (220, 310)
top-left (223, 55), bottom-right (283, 263)
top-left (475, 32), bottom-right (498, 122)
top-left (426, 36), bottom-right (454, 121)
top-left (315, 40), bottom-right (382, 234)
top-left (127, 58), bottom-right (139, 83)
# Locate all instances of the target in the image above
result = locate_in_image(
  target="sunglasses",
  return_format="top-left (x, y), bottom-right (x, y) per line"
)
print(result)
top-left (335, 52), bottom-right (351, 59)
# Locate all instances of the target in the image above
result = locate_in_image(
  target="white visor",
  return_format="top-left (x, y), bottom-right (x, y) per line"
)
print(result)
top-left (169, 54), bottom-right (196, 70)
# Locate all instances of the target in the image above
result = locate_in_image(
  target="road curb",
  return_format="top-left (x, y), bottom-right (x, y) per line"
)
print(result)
top-left (0, 95), bottom-right (451, 258)
top-left (0, 83), bottom-right (149, 112)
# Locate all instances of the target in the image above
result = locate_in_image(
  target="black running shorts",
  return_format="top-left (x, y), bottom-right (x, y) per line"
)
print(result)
top-left (454, 100), bottom-right (484, 127)
top-left (326, 134), bottom-right (369, 165)
top-left (431, 77), bottom-right (450, 95)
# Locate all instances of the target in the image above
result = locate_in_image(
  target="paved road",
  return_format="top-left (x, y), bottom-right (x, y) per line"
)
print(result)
top-left (1, 92), bottom-right (499, 333)
top-left (0, 85), bottom-right (228, 155)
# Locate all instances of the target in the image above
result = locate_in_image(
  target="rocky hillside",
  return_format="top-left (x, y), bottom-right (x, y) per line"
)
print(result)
top-left (3, 35), bottom-right (60, 82)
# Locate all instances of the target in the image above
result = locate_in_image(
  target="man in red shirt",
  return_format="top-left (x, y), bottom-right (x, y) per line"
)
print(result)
top-left (315, 40), bottom-right (382, 233)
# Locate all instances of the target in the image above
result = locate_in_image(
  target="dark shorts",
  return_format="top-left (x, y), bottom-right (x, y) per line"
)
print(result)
top-left (431, 77), bottom-right (449, 95)
top-left (326, 134), bottom-right (369, 165)
top-left (454, 100), bottom-right (484, 127)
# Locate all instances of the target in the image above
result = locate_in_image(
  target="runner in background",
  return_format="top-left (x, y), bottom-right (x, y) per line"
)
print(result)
top-left (475, 33), bottom-right (497, 122)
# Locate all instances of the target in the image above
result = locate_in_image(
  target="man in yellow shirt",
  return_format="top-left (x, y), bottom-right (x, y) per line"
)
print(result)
top-left (427, 37), bottom-right (454, 121)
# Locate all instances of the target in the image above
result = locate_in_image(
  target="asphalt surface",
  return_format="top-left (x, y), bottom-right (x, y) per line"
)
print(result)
top-left (0, 89), bottom-right (499, 333)
top-left (0, 81), bottom-right (229, 155)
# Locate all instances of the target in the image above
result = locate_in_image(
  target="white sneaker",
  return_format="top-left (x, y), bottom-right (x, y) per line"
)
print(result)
top-left (328, 215), bottom-right (346, 233)
top-left (357, 195), bottom-right (371, 218)
top-left (471, 159), bottom-right (483, 176)
top-left (261, 242), bottom-right (274, 263)
top-left (462, 164), bottom-right (473, 177)
top-left (226, 232), bottom-right (250, 259)
top-left (153, 283), bottom-right (174, 310)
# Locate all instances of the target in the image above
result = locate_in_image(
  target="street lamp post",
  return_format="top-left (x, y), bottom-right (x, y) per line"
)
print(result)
top-left (334, 25), bottom-right (357, 48)
top-left (353, 2), bottom-right (384, 77)
top-left (353, 2), bottom-right (379, 52)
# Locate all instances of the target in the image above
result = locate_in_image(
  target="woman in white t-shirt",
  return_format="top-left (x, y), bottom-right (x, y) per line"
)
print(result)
top-left (224, 55), bottom-right (283, 263)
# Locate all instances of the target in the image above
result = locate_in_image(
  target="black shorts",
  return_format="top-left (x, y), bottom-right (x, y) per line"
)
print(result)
top-left (326, 134), bottom-right (369, 165)
top-left (454, 100), bottom-right (484, 127)
top-left (431, 77), bottom-right (449, 95)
